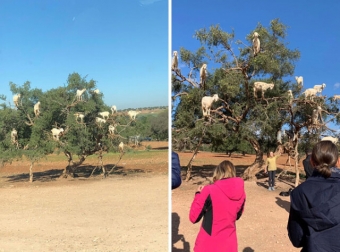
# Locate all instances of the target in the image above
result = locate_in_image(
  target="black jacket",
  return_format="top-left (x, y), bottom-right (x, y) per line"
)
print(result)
top-left (288, 169), bottom-right (340, 251)
top-left (302, 155), bottom-right (314, 179)
top-left (172, 151), bottom-right (182, 190)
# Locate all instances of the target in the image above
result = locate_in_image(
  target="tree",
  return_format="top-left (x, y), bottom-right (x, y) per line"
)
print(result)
top-left (172, 19), bottom-right (340, 184)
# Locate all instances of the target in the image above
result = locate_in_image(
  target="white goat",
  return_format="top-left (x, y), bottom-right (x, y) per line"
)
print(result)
top-left (128, 110), bottom-right (141, 120)
top-left (34, 101), bottom-right (41, 117)
top-left (95, 117), bottom-right (106, 125)
top-left (76, 89), bottom-right (86, 101)
top-left (11, 128), bottom-right (18, 144)
top-left (51, 128), bottom-right (64, 141)
top-left (295, 76), bottom-right (303, 87)
top-left (172, 51), bottom-right (178, 70)
top-left (111, 105), bottom-right (117, 114)
top-left (287, 90), bottom-right (293, 104)
top-left (303, 88), bottom-right (318, 101)
top-left (253, 82), bottom-right (274, 98)
top-left (13, 94), bottom-right (21, 107)
top-left (74, 112), bottom-right (85, 123)
top-left (313, 83), bottom-right (326, 95)
top-left (321, 136), bottom-right (338, 144)
top-left (93, 89), bottom-right (100, 94)
top-left (108, 124), bottom-right (116, 135)
top-left (252, 32), bottom-right (260, 56)
top-left (98, 111), bottom-right (110, 120)
top-left (332, 95), bottom-right (340, 102)
top-left (118, 142), bottom-right (124, 152)
top-left (201, 94), bottom-right (219, 117)
top-left (200, 64), bottom-right (207, 88)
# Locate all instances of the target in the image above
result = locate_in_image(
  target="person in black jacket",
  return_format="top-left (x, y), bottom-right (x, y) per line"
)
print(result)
top-left (302, 148), bottom-right (313, 179)
top-left (288, 141), bottom-right (340, 251)
top-left (172, 151), bottom-right (182, 190)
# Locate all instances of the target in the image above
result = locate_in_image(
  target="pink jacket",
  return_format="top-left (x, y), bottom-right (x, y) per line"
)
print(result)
top-left (189, 177), bottom-right (246, 252)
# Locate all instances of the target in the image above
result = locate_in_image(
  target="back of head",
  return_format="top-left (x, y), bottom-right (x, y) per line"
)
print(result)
top-left (213, 160), bottom-right (236, 182)
top-left (311, 141), bottom-right (339, 178)
top-left (305, 148), bottom-right (312, 156)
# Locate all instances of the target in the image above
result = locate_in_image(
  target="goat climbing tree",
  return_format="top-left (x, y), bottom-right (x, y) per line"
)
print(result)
top-left (172, 19), bottom-right (340, 185)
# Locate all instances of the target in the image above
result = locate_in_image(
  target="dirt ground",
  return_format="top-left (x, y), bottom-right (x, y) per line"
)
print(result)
top-left (0, 141), bottom-right (169, 252)
top-left (172, 151), bottom-right (304, 252)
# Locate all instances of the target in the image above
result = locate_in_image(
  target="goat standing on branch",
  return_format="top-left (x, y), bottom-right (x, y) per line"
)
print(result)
top-left (13, 94), bottom-right (21, 107)
top-left (128, 110), bottom-right (141, 121)
top-left (34, 101), bottom-right (41, 117)
top-left (202, 94), bottom-right (219, 117)
top-left (98, 111), bottom-right (110, 120)
top-left (172, 51), bottom-right (178, 70)
top-left (111, 105), bottom-right (117, 114)
top-left (51, 128), bottom-right (64, 141)
top-left (76, 89), bottom-right (86, 101)
top-left (200, 64), bottom-right (207, 89)
top-left (253, 82), bottom-right (274, 99)
top-left (295, 76), bottom-right (303, 88)
top-left (252, 32), bottom-right (260, 56)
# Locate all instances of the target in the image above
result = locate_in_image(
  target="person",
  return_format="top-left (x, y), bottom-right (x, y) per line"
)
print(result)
top-left (172, 151), bottom-right (182, 190)
top-left (302, 148), bottom-right (313, 179)
top-left (189, 160), bottom-right (246, 252)
top-left (264, 150), bottom-right (281, 191)
top-left (288, 141), bottom-right (340, 251)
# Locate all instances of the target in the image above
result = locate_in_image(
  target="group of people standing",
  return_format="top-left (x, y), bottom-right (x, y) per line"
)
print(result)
top-left (173, 140), bottom-right (340, 251)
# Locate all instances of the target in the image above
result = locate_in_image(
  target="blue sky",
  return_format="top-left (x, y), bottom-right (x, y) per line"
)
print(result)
top-left (172, 0), bottom-right (340, 100)
top-left (0, 0), bottom-right (168, 110)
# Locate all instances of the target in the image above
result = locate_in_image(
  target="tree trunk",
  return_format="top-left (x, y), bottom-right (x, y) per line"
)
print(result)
top-left (29, 161), bottom-right (34, 183)
top-left (185, 141), bottom-right (202, 182)
top-left (242, 138), bottom-right (264, 181)
top-left (294, 142), bottom-right (300, 187)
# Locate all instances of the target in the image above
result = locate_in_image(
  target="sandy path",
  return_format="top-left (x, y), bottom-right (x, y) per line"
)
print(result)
top-left (0, 174), bottom-right (168, 252)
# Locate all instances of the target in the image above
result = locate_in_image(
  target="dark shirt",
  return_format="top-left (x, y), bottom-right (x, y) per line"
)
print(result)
top-left (172, 151), bottom-right (182, 190)
top-left (288, 169), bottom-right (340, 251)
top-left (302, 154), bottom-right (313, 179)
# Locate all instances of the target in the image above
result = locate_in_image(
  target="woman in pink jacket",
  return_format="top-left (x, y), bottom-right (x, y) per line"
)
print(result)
top-left (189, 160), bottom-right (246, 252)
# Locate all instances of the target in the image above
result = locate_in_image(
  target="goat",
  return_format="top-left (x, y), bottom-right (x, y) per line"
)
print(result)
top-left (108, 124), bottom-right (116, 134)
top-left (332, 95), bottom-right (340, 102)
top-left (172, 51), bottom-right (178, 70)
top-left (95, 117), bottom-right (106, 126)
top-left (253, 82), bottom-right (274, 98)
top-left (76, 89), bottom-right (86, 101)
top-left (74, 112), bottom-right (85, 123)
top-left (128, 110), bottom-right (141, 120)
top-left (302, 88), bottom-right (318, 101)
top-left (111, 105), bottom-right (117, 114)
top-left (287, 90), bottom-right (293, 104)
top-left (11, 128), bottom-right (18, 144)
top-left (321, 136), bottom-right (338, 144)
top-left (118, 142), bottom-right (124, 152)
top-left (313, 83), bottom-right (326, 95)
top-left (200, 64), bottom-right (207, 89)
top-left (93, 89), bottom-right (100, 94)
top-left (13, 94), bottom-right (21, 107)
top-left (252, 32), bottom-right (260, 56)
top-left (34, 101), bottom-right (41, 117)
top-left (295, 76), bottom-right (303, 87)
top-left (98, 111), bottom-right (110, 120)
top-left (201, 94), bottom-right (219, 117)
top-left (51, 128), bottom-right (64, 141)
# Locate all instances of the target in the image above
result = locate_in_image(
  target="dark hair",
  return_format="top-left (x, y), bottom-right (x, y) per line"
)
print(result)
top-left (305, 148), bottom-right (312, 155)
top-left (311, 141), bottom-right (339, 178)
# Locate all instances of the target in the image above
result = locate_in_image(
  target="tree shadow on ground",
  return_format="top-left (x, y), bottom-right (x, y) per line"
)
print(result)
top-left (183, 164), bottom-right (249, 182)
top-left (275, 196), bottom-right (291, 213)
top-left (5, 169), bottom-right (64, 183)
top-left (4, 164), bottom-right (146, 183)
top-left (256, 180), bottom-right (270, 190)
top-left (172, 212), bottom-right (190, 252)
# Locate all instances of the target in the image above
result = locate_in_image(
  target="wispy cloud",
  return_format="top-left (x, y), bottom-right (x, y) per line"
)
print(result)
top-left (140, 0), bottom-right (162, 6)
top-left (334, 82), bottom-right (340, 89)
